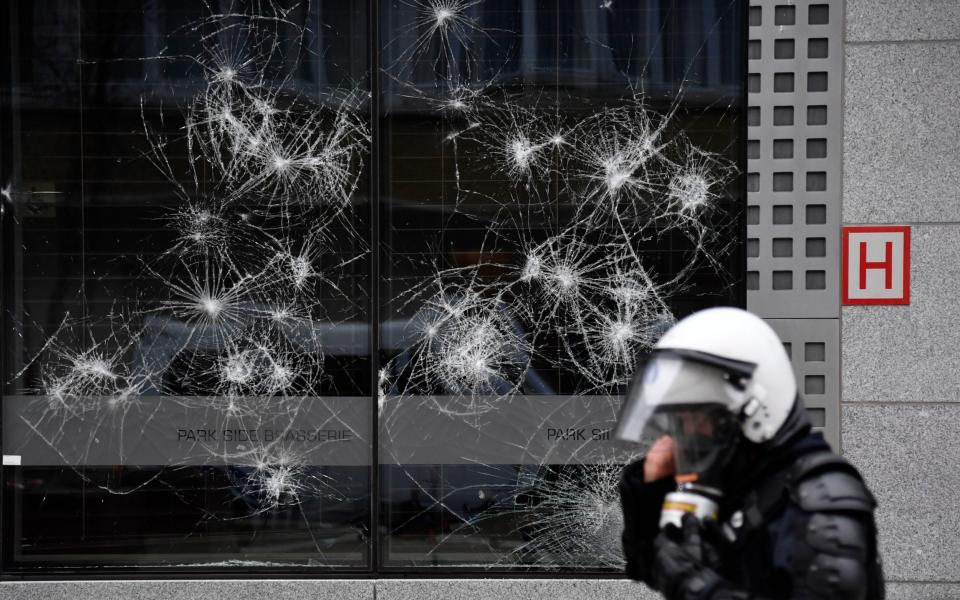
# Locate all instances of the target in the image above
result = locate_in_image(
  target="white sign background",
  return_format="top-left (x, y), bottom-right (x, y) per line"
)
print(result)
top-left (843, 227), bottom-right (910, 304)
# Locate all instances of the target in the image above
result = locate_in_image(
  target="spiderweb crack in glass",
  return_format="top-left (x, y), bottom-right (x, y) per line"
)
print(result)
top-left (377, 0), bottom-right (739, 570)
top-left (10, 2), bottom-right (372, 564)
top-left (6, 0), bottom-right (740, 570)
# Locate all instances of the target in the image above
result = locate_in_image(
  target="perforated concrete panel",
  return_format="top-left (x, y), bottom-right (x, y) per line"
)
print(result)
top-left (767, 319), bottom-right (839, 449)
top-left (747, 0), bottom-right (842, 319)
top-left (749, 0), bottom-right (843, 450)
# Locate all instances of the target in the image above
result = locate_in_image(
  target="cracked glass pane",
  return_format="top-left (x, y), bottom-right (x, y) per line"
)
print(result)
top-left (2, 0), bottom-right (372, 569)
top-left (0, 0), bottom-right (744, 574)
top-left (379, 0), bottom-right (745, 571)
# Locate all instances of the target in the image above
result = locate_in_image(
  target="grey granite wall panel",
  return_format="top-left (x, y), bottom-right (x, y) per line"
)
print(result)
top-left (842, 0), bottom-right (960, 588)
top-left (376, 579), bottom-right (656, 600)
top-left (842, 225), bottom-right (960, 403)
top-left (886, 583), bottom-right (960, 599)
top-left (843, 404), bottom-right (960, 581)
top-left (0, 580), bottom-right (656, 600)
top-left (8, 578), bottom-right (960, 597)
top-left (847, 0), bottom-right (960, 42)
top-left (844, 43), bottom-right (960, 223)
top-left (0, 580), bottom-right (374, 600)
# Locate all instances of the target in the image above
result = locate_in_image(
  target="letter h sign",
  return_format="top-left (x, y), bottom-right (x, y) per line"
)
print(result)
top-left (842, 226), bottom-right (910, 305)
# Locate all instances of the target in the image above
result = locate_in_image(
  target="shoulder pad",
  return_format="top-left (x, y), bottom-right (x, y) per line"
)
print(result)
top-left (806, 512), bottom-right (870, 557)
top-left (806, 552), bottom-right (869, 599)
top-left (792, 469), bottom-right (876, 513)
top-left (797, 513), bottom-right (873, 598)
top-left (791, 451), bottom-right (852, 480)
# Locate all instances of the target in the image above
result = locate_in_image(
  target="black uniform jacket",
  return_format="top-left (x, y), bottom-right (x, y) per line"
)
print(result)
top-left (620, 432), bottom-right (885, 599)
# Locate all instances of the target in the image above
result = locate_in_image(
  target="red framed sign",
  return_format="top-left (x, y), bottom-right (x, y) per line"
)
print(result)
top-left (841, 225), bottom-right (911, 305)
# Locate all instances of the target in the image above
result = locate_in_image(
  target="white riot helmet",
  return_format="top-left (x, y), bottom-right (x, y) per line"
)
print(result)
top-left (615, 307), bottom-right (797, 483)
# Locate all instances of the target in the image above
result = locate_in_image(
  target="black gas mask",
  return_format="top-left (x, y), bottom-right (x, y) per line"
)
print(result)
top-left (615, 350), bottom-right (757, 523)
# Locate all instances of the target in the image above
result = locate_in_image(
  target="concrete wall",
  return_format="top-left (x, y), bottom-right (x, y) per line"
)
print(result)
top-left (842, 0), bottom-right (960, 596)
top-left (0, 580), bottom-right (658, 600)
top-left (4, 3), bottom-right (958, 599)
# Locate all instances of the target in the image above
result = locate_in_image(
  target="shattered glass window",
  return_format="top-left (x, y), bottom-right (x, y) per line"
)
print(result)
top-left (1, 1), bottom-right (373, 570)
top-left (378, 0), bottom-right (744, 571)
top-left (0, 0), bottom-right (743, 573)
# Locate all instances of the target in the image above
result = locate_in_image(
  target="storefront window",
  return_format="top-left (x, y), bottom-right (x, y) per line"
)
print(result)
top-left (0, 0), bottom-right (743, 574)
top-left (379, 0), bottom-right (743, 570)
top-left (1, 1), bottom-right (372, 570)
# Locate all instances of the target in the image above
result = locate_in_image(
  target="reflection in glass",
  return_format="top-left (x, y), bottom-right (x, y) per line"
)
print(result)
top-left (379, 0), bottom-right (744, 569)
top-left (0, 0), bottom-right (744, 574)
top-left (2, 1), bottom-right (371, 569)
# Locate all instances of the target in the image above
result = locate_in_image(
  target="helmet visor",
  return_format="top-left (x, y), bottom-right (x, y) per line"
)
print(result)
top-left (614, 352), bottom-right (753, 445)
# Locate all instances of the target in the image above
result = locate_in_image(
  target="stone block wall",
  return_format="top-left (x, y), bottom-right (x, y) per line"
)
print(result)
top-left (842, 0), bottom-right (960, 595)
top-left (5, 2), bottom-right (959, 598)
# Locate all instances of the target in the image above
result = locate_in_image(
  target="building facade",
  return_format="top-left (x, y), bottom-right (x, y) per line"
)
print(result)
top-left (0, 0), bottom-right (954, 598)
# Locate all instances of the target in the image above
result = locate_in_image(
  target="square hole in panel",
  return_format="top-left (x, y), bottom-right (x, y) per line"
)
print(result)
top-left (747, 271), bottom-right (760, 290)
top-left (747, 205), bottom-right (760, 224)
top-left (774, 106), bottom-right (794, 126)
top-left (773, 271), bottom-right (793, 290)
top-left (749, 73), bottom-right (761, 93)
top-left (772, 238), bottom-right (793, 257)
top-left (808, 37), bottom-right (829, 59)
top-left (773, 139), bottom-right (794, 159)
top-left (783, 342), bottom-right (792, 359)
top-left (806, 204), bottom-right (827, 224)
top-left (806, 237), bottom-right (827, 257)
top-left (805, 342), bottom-right (826, 362)
top-left (808, 72), bottom-right (828, 92)
top-left (807, 105), bottom-right (827, 125)
top-left (809, 4), bottom-right (829, 25)
top-left (749, 40), bottom-right (762, 60)
top-left (748, 173), bottom-right (760, 192)
top-left (807, 408), bottom-right (826, 427)
top-left (775, 39), bottom-right (795, 59)
top-left (807, 138), bottom-right (827, 159)
top-left (805, 375), bottom-right (826, 395)
top-left (750, 6), bottom-right (762, 26)
top-left (747, 238), bottom-right (759, 258)
top-left (775, 5), bottom-right (796, 25)
top-left (749, 106), bottom-right (761, 126)
top-left (773, 205), bottom-right (793, 224)
top-left (805, 270), bottom-right (826, 289)
top-left (806, 172), bottom-right (827, 191)
top-left (773, 172), bottom-right (794, 192)
top-left (747, 140), bottom-right (760, 159)
top-left (774, 72), bottom-right (795, 93)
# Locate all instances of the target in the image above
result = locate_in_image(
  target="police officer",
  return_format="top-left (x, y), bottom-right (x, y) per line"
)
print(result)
top-left (616, 307), bottom-right (884, 599)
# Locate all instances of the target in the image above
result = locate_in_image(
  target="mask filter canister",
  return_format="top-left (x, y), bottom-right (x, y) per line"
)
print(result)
top-left (659, 483), bottom-right (721, 529)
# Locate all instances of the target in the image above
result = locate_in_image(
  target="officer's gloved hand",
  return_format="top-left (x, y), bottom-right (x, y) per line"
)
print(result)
top-left (653, 513), bottom-right (725, 600)
top-left (699, 518), bottom-right (730, 569)
top-left (619, 459), bottom-right (675, 585)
